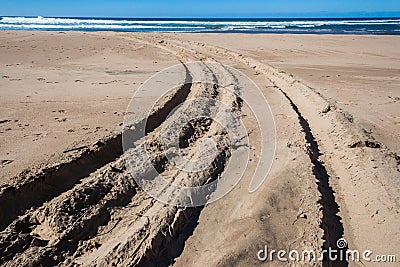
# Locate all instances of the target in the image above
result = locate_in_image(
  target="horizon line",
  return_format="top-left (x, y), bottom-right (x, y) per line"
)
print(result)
top-left (1, 14), bottom-right (400, 19)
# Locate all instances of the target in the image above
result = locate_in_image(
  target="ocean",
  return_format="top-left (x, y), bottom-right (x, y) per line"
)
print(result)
top-left (0, 16), bottom-right (400, 34)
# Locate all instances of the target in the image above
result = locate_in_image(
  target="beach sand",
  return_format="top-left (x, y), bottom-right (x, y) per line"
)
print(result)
top-left (0, 31), bottom-right (399, 266)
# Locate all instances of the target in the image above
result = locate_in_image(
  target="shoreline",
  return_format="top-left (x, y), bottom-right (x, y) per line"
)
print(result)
top-left (3, 29), bottom-right (400, 35)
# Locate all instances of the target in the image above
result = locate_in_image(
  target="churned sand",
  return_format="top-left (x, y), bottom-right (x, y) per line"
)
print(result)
top-left (0, 31), bottom-right (399, 266)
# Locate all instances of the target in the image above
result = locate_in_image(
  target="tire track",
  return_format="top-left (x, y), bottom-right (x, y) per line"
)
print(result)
top-left (0, 34), bottom-right (244, 266)
top-left (158, 37), bottom-right (348, 265)
top-left (0, 55), bottom-right (246, 266)
top-left (0, 54), bottom-right (197, 264)
top-left (0, 41), bottom-right (195, 233)
top-left (167, 37), bottom-right (399, 265)
top-left (68, 62), bottom-right (242, 266)
top-left (278, 88), bottom-right (347, 266)
top-left (0, 134), bottom-right (123, 232)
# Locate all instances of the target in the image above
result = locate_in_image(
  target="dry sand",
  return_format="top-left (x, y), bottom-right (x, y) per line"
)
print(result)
top-left (0, 31), bottom-right (399, 266)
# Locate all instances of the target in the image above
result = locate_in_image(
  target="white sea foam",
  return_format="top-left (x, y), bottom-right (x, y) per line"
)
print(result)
top-left (1, 16), bottom-right (399, 32)
top-left (2, 16), bottom-right (400, 26)
top-left (0, 23), bottom-right (204, 30)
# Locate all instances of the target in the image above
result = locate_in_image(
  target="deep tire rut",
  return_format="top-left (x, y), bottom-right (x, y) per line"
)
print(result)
top-left (166, 37), bottom-right (399, 266)
top-left (0, 57), bottom-right (245, 266)
top-left (278, 88), bottom-right (347, 266)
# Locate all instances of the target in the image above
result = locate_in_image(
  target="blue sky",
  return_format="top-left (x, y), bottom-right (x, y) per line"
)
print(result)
top-left (2, 0), bottom-right (400, 18)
